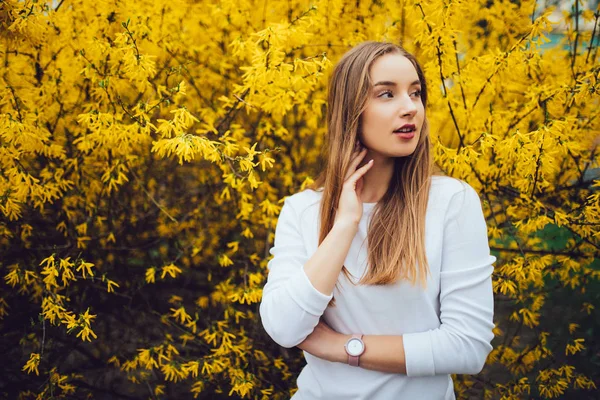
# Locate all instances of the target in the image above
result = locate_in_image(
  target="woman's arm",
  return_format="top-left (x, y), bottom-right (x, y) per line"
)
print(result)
top-left (299, 321), bottom-right (408, 373)
top-left (259, 199), bottom-right (358, 348)
top-left (299, 183), bottom-right (496, 376)
top-left (260, 149), bottom-right (373, 348)
top-left (400, 184), bottom-right (495, 376)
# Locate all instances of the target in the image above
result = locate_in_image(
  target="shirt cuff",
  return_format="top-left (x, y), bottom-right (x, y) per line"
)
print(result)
top-left (284, 267), bottom-right (333, 316)
top-left (403, 330), bottom-right (435, 377)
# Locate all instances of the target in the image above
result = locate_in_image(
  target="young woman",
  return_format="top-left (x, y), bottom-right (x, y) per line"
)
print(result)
top-left (259, 41), bottom-right (495, 400)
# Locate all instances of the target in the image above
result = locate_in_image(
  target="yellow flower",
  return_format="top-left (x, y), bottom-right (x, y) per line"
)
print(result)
top-left (145, 267), bottom-right (156, 283)
top-left (106, 279), bottom-right (119, 293)
top-left (4, 264), bottom-right (20, 287)
top-left (40, 263), bottom-right (59, 290)
top-left (170, 306), bottom-right (191, 324)
top-left (22, 353), bottom-right (40, 375)
top-left (107, 355), bottom-right (121, 367)
top-left (218, 254), bottom-right (234, 267)
top-left (76, 261), bottom-right (94, 279)
top-left (241, 227), bottom-right (254, 238)
top-left (160, 263), bottom-right (182, 279)
top-left (565, 339), bottom-right (585, 356)
top-left (76, 309), bottom-right (98, 342)
top-left (0, 297), bottom-right (9, 319)
top-left (191, 380), bottom-right (205, 398)
top-left (154, 385), bottom-right (165, 396)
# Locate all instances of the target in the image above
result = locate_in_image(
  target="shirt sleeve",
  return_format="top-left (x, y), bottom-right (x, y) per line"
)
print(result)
top-left (402, 183), bottom-right (496, 376)
top-left (259, 197), bottom-right (333, 348)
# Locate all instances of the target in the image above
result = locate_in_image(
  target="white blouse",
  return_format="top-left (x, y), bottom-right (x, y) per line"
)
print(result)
top-left (260, 176), bottom-right (496, 400)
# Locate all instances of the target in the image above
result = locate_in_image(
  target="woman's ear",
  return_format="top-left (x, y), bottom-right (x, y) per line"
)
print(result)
top-left (354, 139), bottom-right (363, 151)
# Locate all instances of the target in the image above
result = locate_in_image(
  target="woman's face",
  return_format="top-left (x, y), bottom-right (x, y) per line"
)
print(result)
top-left (359, 53), bottom-right (425, 159)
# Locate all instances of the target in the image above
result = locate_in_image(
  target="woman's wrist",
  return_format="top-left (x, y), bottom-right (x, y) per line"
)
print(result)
top-left (327, 333), bottom-right (352, 364)
top-left (332, 218), bottom-right (359, 232)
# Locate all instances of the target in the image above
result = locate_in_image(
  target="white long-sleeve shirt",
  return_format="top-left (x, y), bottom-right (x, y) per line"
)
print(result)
top-left (260, 176), bottom-right (496, 400)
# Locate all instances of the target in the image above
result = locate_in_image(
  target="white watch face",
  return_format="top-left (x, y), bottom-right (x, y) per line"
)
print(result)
top-left (347, 338), bottom-right (364, 356)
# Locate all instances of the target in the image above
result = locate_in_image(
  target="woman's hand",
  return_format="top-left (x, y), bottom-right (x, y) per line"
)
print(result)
top-left (334, 145), bottom-right (374, 226)
top-left (297, 319), bottom-right (348, 363)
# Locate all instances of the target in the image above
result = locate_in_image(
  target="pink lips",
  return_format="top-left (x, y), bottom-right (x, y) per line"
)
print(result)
top-left (396, 132), bottom-right (415, 139)
top-left (393, 124), bottom-right (416, 139)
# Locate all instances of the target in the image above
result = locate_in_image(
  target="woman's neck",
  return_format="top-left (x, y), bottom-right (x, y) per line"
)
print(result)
top-left (359, 153), bottom-right (394, 203)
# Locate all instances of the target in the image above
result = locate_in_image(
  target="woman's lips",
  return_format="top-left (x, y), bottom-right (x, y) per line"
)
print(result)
top-left (394, 131), bottom-right (415, 139)
top-left (393, 124), bottom-right (416, 139)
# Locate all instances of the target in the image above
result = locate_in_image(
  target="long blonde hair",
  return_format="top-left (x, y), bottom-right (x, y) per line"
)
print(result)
top-left (309, 41), bottom-right (433, 289)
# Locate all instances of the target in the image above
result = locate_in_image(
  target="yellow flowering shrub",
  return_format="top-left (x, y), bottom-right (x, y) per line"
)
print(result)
top-left (1, 0), bottom-right (599, 399)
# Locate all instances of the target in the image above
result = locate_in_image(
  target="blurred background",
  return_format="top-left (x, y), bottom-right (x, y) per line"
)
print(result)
top-left (0, 0), bottom-right (598, 398)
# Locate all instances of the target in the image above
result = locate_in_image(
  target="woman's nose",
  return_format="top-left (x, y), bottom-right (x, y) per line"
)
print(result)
top-left (399, 95), bottom-right (417, 117)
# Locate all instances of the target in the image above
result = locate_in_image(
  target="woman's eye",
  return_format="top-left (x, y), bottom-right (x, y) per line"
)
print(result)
top-left (411, 90), bottom-right (422, 98)
top-left (378, 90), bottom-right (393, 98)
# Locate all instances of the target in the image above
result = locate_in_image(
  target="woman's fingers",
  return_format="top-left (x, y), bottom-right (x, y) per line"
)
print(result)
top-left (345, 159), bottom-right (374, 188)
top-left (344, 148), bottom-right (368, 181)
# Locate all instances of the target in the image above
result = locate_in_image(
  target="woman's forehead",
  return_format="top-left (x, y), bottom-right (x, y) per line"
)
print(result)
top-left (369, 53), bottom-right (420, 85)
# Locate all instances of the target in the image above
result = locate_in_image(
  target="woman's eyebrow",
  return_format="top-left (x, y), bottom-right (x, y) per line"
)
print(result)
top-left (372, 79), bottom-right (421, 87)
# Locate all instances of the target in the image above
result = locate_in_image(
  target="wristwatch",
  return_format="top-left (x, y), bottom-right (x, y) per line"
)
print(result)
top-left (344, 334), bottom-right (365, 367)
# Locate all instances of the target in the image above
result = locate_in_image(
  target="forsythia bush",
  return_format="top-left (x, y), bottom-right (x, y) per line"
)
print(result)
top-left (1, 0), bottom-right (599, 398)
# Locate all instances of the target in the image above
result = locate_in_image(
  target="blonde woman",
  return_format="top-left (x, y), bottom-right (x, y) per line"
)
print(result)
top-left (259, 41), bottom-right (495, 399)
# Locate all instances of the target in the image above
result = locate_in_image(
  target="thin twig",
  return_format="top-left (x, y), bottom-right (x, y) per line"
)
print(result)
top-left (453, 39), bottom-right (467, 110)
top-left (40, 316), bottom-right (46, 359)
top-left (54, 0), bottom-right (65, 11)
top-left (122, 22), bottom-right (141, 64)
top-left (145, 381), bottom-right (158, 400)
top-left (586, 11), bottom-right (599, 63)
top-left (416, 5), bottom-right (464, 148)
top-left (490, 246), bottom-right (591, 258)
top-left (471, 32), bottom-right (532, 110)
top-left (571, 0), bottom-right (580, 78)
top-left (129, 166), bottom-right (178, 223)
top-left (530, 98), bottom-right (549, 199)
top-left (7, 84), bottom-right (23, 122)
